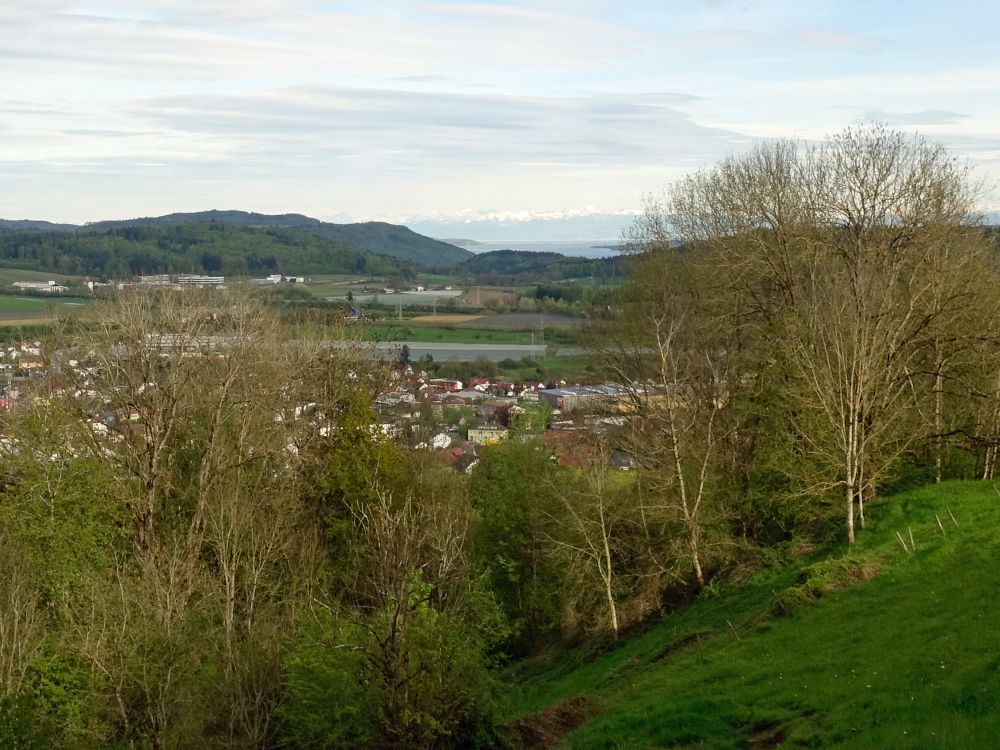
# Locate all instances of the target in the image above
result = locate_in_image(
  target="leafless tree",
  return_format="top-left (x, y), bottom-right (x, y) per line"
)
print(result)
top-left (655, 124), bottom-right (989, 544)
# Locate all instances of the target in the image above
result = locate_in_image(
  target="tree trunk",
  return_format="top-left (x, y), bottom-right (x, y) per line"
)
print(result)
top-left (846, 482), bottom-right (856, 546)
top-left (934, 366), bottom-right (943, 483)
top-left (599, 505), bottom-right (619, 638)
top-left (689, 526), bottom-right (705, 589)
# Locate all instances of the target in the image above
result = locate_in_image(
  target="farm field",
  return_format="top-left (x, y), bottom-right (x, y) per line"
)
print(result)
top-left (0, 268), bottom-right (74, 286)
top-left (0, 294), bottom-right (90, 324)
top-left (414, 273), bottom-right (463, 286)
top-left (409, 314), bottom-right (485, 325)
top-left (332, 290), bottom-right (464, 307)
top-left (360, 319), bottom-right (579, 346)
top-left (457, 312), bottom-right (584, 330)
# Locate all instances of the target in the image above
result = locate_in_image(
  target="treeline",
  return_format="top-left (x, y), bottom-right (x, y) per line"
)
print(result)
top-left (449, 249), bottom-right (622, 284)
top-left (0, 222), bottom-right (417, 278)
top-left (84, 212), bottom-right (472, 266)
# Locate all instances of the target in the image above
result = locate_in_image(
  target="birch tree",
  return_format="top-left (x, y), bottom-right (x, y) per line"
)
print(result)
top-left (645, 124), bottom-right (990, 544)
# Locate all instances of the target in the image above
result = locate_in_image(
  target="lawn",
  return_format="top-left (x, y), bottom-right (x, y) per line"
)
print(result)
top-left (508, 481), bottom-right (1000, 749)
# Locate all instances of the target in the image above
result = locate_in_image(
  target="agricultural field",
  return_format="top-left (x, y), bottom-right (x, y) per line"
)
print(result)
top-left (458, 287), bottom-right (518, 307)
top-left (0, 268), bottom-right (74, 286)
top-left (414, 273), bottom-right (463, 286)
top-left (360, 317), bottom-right (579, 346)
top-left (362, 322), bottom-right (544, 346)
top-left (0, 293), bottom-right (90, 325)
top-left (409, 314), bottom-right (485, 325)
top-left (300, 274), bottom-right (371, 296)
top-left (458, 312), bottom-right (584, 330)
top-left (334, 290), bottom-right (465, 307)
top-left (568, 274), bottom-right (628, 288)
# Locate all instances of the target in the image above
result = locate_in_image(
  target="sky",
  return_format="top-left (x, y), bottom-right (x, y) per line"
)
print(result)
top-left (2, 0), bottom-right (999, 238)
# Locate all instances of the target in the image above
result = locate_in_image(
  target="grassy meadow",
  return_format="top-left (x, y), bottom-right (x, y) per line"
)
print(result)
top-left (507, 481), bottom-right (1000, 749)
top-left (0, 293), bottom-right (90, 325)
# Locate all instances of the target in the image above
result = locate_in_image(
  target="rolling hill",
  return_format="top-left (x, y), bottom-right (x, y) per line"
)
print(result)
top-left (508, 481), bottom-right (1000, 749)
top-left (86, 210), bottom-right (472, 266)
top-left (0, 219), bottom-right (79, 233)
top-left (455, 249), bottom-right (619, 282)
top-left (0, 210), bottom-right (472, 267)
top-left (0, 222), bottom-right (418, 278)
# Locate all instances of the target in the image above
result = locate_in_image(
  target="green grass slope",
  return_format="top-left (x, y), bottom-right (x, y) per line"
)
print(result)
top-left (508, 481), bottom-right (1000, 749)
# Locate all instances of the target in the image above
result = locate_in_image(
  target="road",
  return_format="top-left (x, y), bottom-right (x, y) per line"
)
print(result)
top-left (367, 341), bottom-right (582, 362)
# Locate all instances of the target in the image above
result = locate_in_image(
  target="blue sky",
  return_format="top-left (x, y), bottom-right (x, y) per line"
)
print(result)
top-left (2, 0), bottom-right (998, 237)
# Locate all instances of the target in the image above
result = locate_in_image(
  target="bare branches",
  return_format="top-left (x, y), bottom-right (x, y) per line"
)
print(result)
top-left (628, 124), bottom-right (992, 546)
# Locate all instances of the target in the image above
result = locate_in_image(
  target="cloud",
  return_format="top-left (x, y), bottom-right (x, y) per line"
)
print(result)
top-left (0, 82), bottom-right (750, 222)
top-left (114, 86), bottom-right (744, 170)
top-left (861, 109), bottom-right (969, 126)
top-left (2, 0), bottom-right (999, 224)
top-left (0, 0), bottom-right (648, 84)
top-left (785, 26), bottom-right (883, 50)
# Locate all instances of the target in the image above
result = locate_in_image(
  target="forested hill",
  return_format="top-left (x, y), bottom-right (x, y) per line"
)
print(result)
top-left (85, 210), bottom-right (473, 266)
top-left (0, 210), bottom-right (472, 267)
top-left (0, 222), bottom-right (418, 278)
top-left (0, 219), bottom-right (78, 232)
top-left (455, 248), bottom-right (621, 282)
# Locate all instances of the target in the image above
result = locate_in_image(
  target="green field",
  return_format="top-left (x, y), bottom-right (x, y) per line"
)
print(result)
top-left (300, 274), bottom-right (372, 296)
top-left (360, 321), bottom-right (578, 346)
top-left (415, 273), bottom-right (464, 286)
top-left (0, 268), bottom-right (74, 286)
top-left (508, 481), bottom-right (1000, 748)
top-left (0, 296), bottom-right (51, 313)
top-left (0, 294), bottom-right (90, 326)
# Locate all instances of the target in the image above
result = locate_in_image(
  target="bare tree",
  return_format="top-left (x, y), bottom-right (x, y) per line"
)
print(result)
top-left (12, 289), bottom-right (374, 747)
top-left (596, 246), bottom-right (736, 589)
top-left (655, 124), bottom-right (988, 544)
top-left (546, 445), bottom-right (623, 637)
top-left (0, 537), bottom-right (44, 698)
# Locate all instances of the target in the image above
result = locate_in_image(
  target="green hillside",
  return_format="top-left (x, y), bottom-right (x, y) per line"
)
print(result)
top-left (456, 249), bottom-right (618, 282)
top-left (508, 481), bottom-right (1000, 749)
top-left (0, 223), bottom-right (417, 278)
top-left (314, 221), bottom-right (472, 265)
top-left (88, 210), bottom-right (472, 266)
top-left (0, 219), bottom-right (78, 232)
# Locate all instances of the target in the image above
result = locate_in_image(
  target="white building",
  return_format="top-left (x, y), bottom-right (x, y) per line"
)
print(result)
top-left (12, 280), bottom-right (68, 293)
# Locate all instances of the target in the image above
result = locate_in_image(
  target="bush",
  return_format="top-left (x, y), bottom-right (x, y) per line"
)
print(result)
top-left (281, 603), bottom-right (503, 749)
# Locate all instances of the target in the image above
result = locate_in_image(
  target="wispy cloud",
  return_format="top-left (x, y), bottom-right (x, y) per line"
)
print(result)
top-left (1, 0), bottom-right (998, 225)
top-left (862, 109), bottom-right (970, 126)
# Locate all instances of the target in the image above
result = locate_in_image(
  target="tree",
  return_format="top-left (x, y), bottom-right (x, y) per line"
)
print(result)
top-left (651, 124), bottom-right (993, 544)
top-left (470, 441), bottom-right (565, 653)
top-left (13, 289), bottom-right (373, 747)
top-left (298, 431), bottom-right (504, 747)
